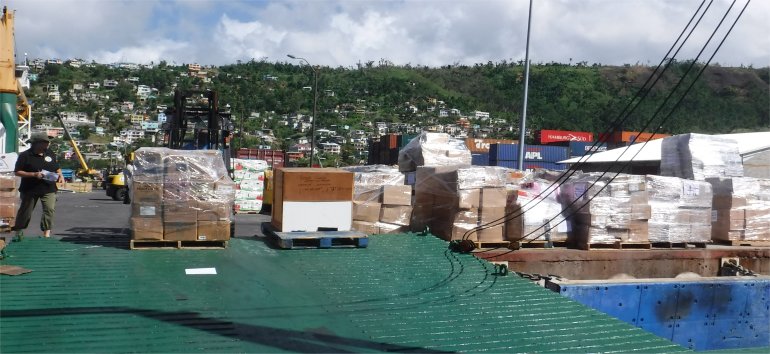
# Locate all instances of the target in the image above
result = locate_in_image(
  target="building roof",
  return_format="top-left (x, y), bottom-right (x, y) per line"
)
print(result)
top-left (560, 132), bottom-right (770, 164)
top-left (0, 236), bottom-right (685, 353)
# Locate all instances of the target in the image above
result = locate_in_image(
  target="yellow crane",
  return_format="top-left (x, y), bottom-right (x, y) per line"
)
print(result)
top-left (54, 112), bottom-right (100, 181)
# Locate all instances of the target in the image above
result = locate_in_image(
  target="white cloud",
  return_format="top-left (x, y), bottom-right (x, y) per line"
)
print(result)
top-left (5, 0), bottom-right (768, 67)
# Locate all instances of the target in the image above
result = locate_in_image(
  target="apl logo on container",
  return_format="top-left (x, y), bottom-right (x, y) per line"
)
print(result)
top-left (525, 150), bottom-right (543, 160)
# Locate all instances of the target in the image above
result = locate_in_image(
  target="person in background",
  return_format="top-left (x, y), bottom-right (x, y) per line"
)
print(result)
top-left (12, 133), bottom-right (64, 240)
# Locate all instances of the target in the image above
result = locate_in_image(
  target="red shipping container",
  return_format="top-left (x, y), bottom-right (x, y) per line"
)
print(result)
top-left (537, 130), bottom-right (594, 144)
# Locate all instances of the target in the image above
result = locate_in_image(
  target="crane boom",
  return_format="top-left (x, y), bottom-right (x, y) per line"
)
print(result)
top-left (55, 113), bottom-right (93, 176)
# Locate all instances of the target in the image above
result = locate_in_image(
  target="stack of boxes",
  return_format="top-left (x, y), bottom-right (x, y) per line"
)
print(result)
top-left (130, 148), bottom-right (235, 242)
top-left (232, 158), bottom-right (268, 213)
top-left (709, 177), bottom-right (770, 242)
top-left (398, 132), bottom-right (471, 172)
top-left (646, 175), bottom-right (712, 243)
top-left (660, 133), bottom-right (744, 181)
top-left (560, 174), bottom-right (650, 245)
top-left (271, 168), bottom-right (354, 232)
top-left (349, 166), bottom-right (413, 234)
top-left (0, 175), bottom-right (19, 230)
top-left (412, 166), bottom-right (514, 243)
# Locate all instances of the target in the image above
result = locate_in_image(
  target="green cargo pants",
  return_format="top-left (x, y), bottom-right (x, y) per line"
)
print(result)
top-left (13, 192), bottom-right (57, 232)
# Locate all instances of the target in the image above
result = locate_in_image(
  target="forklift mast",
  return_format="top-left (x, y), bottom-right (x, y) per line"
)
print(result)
top-left (165, 89), bottom-right (233, 169)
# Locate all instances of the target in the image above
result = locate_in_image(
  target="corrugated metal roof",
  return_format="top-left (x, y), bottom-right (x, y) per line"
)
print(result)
top-left (0, 236), bottom-right (686, 353)
top-left (560, 132), bottom-right (770, 164)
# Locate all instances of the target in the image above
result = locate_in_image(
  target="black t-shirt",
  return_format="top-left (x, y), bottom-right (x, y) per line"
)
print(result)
top-left (15, 149), bottom-right (60, 195)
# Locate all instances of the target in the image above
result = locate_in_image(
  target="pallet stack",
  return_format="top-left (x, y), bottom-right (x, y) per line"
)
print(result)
top-left (708, 177), bottom-right (770, 244)
top-left (412, 166), bottom-right (516, 245)
top-left (398, 132), bottom-right (471, 172)
top-left (646, 175), bottom-right (713, 244)
top-left (232, 158), bottom-right (268, 213)
top-left (348, 166), bottom-right (412, 234)
top-left (129, 148), bottom-right (235, 248)
top-left (271, 168), bottom-right (354, 232)
top-left (560, 173), bottom-right (650, 248)
top-left (0, 175), bottom-right (19, 231)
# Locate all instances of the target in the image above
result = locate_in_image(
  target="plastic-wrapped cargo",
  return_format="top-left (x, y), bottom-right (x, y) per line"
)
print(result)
top-left (344, 165), bottom-right (412, 234)
top-left (742, 150), bottom-right (770, 179)
top-left (507, 178), bottom-right (570, 243)
top-left (412, 165), bottom-right (521, 243)
top-left (231, 158), bottom-right (268, 213)
top-left (397, 132), bottom-right (471, 172)
top-left (708, 177), bottom-right (770, 242)
top-left (645, 175), bottom-right (712, 243)
top-left (559, 173), bottom-right (649, 245)
top-left (660, 133), bottom-right (743, 181)
top-left (130, 148), bottom-right (236, 242)
top-left (0, 174), bottom-right (20, 230)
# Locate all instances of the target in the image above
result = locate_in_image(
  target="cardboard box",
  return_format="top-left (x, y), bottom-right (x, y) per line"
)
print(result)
top-left (132, 182), bottom-right (163, 203)
top-left (273, 201), bottom-right (352, 232)
top-left (453, 210), bottom-right (479, 225)
top-left (354, 188), bottom-right (381, 202)
top-left (480, 207), bottom-right (506, 224)
top-left (163, 203), bottom-right (198, 223)
top-left (0, 175), bottom-right (19, 190)
top-left (352, 220), bottom-right (379, 234)
top-left (274, 168), bottom-right (354, 202)
top-left (451, 223), bottom-right (477, 242)
top-left (379, 205), bottom-right (412, 226)
top-left (130, 217), bottom-right (163, 240)
top-left (132, 202), bottom-right (161, 218)
top-left (163, 221), bottom-right (198, 241)
top-left (382, 185), bottom-right (412, 206)
top-left (353, 201), bottom-right (382, 222)
top-left (196, 220), bottom-right (230, 241)
top-left (0, 190), bottom-right (18, 198)
top-left (457, 189), bottom-right (480, 209)
top-left (481, 188), bottom-right (507, 208)
top-left (197, 201), bottom-right (231, 221)
top-left (376, 222), bottom-right (407, 234)
top-left (477, 225), bottom-right (505, 243)
top-left (0, 203), bottom-right (17, 218)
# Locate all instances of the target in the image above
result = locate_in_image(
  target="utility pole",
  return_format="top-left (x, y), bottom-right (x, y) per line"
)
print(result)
top-left (287, 54), bottom-right (319, 167)
top-left (517, 0), bottom-right (533, 170)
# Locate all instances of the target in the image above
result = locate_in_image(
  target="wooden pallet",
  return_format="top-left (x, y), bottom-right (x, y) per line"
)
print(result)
top-left (261, 223), bottom-right (368, 249)
top-left (473, 241), bottom-right (510, 249)
top-left (714, 239), bottom-right (770, 247)
top-left (510, 240), bottom-right (569, 250)
top-left (577, 241), bottom-right (652, 251)
top-left (130, 239), bottom-right (228, 250)
top-left (651, 241), bottom-right (709, 249)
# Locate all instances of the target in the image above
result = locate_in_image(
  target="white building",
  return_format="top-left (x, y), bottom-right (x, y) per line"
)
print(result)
top-left (136, 85), bottom-right (152, 100)
top-left (474, 111), bottom-right (490, 120)
top-left (103, 79), bottom-right (119, 88)
top-left (320, 142), bottom-right (341, 154)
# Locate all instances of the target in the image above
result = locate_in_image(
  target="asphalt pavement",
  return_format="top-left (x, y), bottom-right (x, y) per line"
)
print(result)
top-left (18, 189), bottom-right (270, 240)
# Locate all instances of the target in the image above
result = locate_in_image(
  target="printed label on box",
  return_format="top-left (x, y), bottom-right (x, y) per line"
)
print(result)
top-left (683, 181), bottom-right (700, 197)
top-left (711, 210), bottom-right (718, 222)
top-left (139, 206), bottom-right (157, 216)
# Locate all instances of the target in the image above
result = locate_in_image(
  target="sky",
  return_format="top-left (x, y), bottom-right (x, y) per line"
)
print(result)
top-left (5, 0), bottom-right (769, 68)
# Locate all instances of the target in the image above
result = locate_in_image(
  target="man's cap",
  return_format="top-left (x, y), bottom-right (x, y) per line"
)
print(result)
top-left (30, 133), bottom-right (52, 143)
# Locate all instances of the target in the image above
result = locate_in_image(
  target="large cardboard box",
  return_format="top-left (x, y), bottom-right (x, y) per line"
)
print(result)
top-left (352, 220), bottom-right (379, 234)
top-left (132, 202), bottom-right (161, 218)
top-left (353, 201), bottom-right (381, 222)
top-left (457, 189), bottom-right (480, 210)
top-left (379, 205), bottom-right (412, 226)
top-left (164, 203), bottom-right (198, 223)
top-left (376, 222), bottom-right (407, 234)
top-left (276, 201), bottom-right (353, 232)
top-left (0, 203), bottom-right (17, 218)
top-left (477, 225), bottom-right (505, 243)
top-left (130, 217), bottom-right (163, 240)
top-left (382, 185), bottom-right (412, 206)
top-left (197, 201), bottom-right (231, 221)
top-left (451, 223), bottom-right (477, 242)
top-left (480, 207), bottom-right (506, 224)
top-left (163, 221), bottom-right (198, 241)
top-left (0, 190), bottom-right (18, 198)
top-left (132, 182), bottom-right (163, 203)
top-left (272, 168), bottom-right (354, 231)
top-left (196, 221), bottom-right (230, 241)
top-left (480, 188), bottom-right (507, 208)
top-left (0, 175), bottom-right (19, 190)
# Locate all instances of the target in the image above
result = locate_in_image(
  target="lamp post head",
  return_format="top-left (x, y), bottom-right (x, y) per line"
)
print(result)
top-left (287, 54), bottom-right (297, 59)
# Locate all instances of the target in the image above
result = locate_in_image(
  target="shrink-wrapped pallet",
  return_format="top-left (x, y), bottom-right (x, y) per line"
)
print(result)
top-left (344, 165), bottom-right (411, 234)
top-left (398, 132), bottom-right (471, 172)
top-left (560, 173), bottom-right (649, 245)
top-left (708, 177), bottom-right (770, 241)
top-left (660, 133), bottom-right (743, 181)
top-left (742, 150), bottom-right (770, 179)
top-left (0, 174), bottom-right (20, 230)
top-left (130, 148), bottom-right (235, 241)
top-left (232, 158), bottom-right (268, 213)
top-left (412, 166), bottom-right (520, 243)
top-left (646, 175), bottom-right (712, 243)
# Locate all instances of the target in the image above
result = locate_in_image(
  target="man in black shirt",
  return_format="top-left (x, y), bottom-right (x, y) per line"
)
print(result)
top-left (13, 133), bottom-right (64, 240)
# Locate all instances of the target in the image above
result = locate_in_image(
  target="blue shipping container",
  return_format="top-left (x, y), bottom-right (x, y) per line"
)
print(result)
top-left (490, 144), bottom-right (569, 163)
top-left (568, 142), bottom-right (608, 157)
top-left (491, 160), bottom-right (567, 171)
top-left (471, 153), bottom-right (490, 166)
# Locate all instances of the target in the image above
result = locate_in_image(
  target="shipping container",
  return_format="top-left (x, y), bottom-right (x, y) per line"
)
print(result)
top-left (536, 129), bottom-right (594, 144)
top-left (598, 131), bottom-right (670, 144)
top-left (471, 153), bottom-right (490, 166)
top-left (235, 149), bottom-right (286, 169)
top-left (567, 141), bottom-right (608, 157)
top-left (490, 144), bottom-right (569, 163)
top-left (400, 134), bottom-right (418, 149)
top-left (491, 160), bottom-right (567, 171)
top-left (465, 138), bottom-right (517, 153)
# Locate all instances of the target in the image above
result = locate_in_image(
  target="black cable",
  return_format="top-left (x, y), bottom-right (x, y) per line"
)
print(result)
top-left (460, 0), bottom-right (713, 243)
top-left (485, 0), bottom-right (750, 258)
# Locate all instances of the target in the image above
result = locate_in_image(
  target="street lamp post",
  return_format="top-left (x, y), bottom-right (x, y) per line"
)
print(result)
top-left (287, 54), bottom-right (319, 167)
